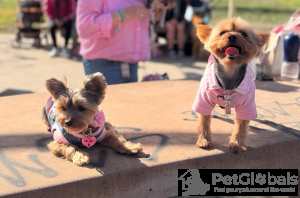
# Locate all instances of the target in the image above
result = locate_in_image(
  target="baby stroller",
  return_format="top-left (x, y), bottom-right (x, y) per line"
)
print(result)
top-left (14, 0), bottom-right (44, 48)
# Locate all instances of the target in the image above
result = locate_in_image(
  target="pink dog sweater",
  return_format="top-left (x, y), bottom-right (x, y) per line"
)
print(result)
top-left (192, 61), bottom-right (257, 120)
top-left (45, 97), bottom-right (107, 148)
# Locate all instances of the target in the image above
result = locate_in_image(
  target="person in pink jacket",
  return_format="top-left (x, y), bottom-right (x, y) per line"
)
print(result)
top-left (76, 0), bottom-right (151, 84)
top-left (44, 0), bottom-right (76, 58)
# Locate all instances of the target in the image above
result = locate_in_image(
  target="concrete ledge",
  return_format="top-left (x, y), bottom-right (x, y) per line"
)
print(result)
top-left (0, 80), bottom-right (300, 197)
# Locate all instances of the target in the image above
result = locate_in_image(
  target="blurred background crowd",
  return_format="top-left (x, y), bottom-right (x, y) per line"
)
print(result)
top-left (1, 0), bottom-right (297, 59)
top-left (9, 0), bottom-right (215, 60)
top-left (0, 0), bottom-right (299, 85)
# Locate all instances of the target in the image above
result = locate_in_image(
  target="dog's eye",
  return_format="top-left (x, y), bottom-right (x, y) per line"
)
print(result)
top-left (78, 106), bottom-right (86, 112)
top-left (219, 31), bottom-right (226, 36)
top-left (240, 32), bottom-right (247, 38)
top-left (61, 106), bottom-right (67, 111)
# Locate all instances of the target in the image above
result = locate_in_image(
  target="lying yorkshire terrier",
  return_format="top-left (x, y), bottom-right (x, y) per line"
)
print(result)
top-left (192, 18), bottom-right (269, 153)
top-left (42, 72), bottom-right (143, 165)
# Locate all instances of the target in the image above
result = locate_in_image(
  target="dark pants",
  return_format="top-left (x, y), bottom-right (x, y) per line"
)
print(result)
top-left (50, 19), bottom-right (72, 48)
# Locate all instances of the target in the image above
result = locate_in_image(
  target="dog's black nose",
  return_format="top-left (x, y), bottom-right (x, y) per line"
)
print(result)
top-left (65, 120), bottom-right (73, 126)
top-left (228, 35), bottom-right (237, 42)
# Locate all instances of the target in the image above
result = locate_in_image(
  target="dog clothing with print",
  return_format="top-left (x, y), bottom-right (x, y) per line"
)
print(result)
top-left (45, 97), bottom-right (107, 148)
top-left (192, 61), bottom-right (257, 120)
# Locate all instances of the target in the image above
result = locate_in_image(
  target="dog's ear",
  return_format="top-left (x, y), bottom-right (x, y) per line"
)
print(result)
top-left (197, 24), bottom-right (212, 44)
top-left (45, 78), bottom-right (67, 99)
top-left (256, 32), bottom-right (270, 48)
top-left (83, 72), bottom-right (107, 104)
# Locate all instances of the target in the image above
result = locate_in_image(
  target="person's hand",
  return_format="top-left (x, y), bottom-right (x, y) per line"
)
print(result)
top-left (122, 6), bottom-right (150, 21)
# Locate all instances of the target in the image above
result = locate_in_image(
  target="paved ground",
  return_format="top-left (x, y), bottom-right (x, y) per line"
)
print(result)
top-left (1, 81), bottom-right (300, 197)
top-left (0, 33), bottom-right (207, 97)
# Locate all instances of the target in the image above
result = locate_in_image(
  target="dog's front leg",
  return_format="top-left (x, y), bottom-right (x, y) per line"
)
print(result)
top-left (196, 114), bottom-right (212, 148)
top-left (101, 122), bottom-right (143, 154)
top-left (229, 118), bottom-right (250, 153)
top-left (47, 141), bottom-right (90, 165)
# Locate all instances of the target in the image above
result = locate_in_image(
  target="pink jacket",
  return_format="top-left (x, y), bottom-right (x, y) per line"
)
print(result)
top-left (192, 61), bottom-right (257, 120)
top-left (44, 0), bottom-right (75, 20)
top-left (76, 0), bottom-right (151, 63)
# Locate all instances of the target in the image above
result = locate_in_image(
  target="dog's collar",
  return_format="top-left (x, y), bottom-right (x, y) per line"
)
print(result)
top-left (81, 126), bottom-right (93, 137)
top-left (205, 61), bottom-right (253, 95)
top-left (56, 112), bottom-right (106, 148)
top-left (69, 109), bottom-right (105, 135)
top-left (60, 124), bottom-right (106, 148)
top-left (213, 56), bottom-right (247, 90)
top-left (80, 124), bottom-right (100, 137)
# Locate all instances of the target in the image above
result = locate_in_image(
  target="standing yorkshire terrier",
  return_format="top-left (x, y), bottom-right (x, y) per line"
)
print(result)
top-left (42, 72), bottom-right (143, 165)
top-left (192, 18), bottom-right (269, 153)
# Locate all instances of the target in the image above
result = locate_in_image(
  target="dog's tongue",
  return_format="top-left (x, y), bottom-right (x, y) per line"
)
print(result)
top-left (225, 47), bottom-right (239, 56)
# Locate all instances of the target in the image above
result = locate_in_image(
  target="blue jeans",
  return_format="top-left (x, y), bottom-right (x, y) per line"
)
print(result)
top-left (83, 58), bottom-right (138, 85)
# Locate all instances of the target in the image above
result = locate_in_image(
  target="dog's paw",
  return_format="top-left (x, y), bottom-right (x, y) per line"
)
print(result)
top-left (229, 140), bottom-right (246, 154)
top-left (196, 138), bottom-right (212, 148)
top-left (118, 135), bottom-right (127, 143)
top-left (72, 151), bottom-right (90, 165)
top-left (47, 141), bottom-right (63, 157)
top-left (119, 142), bottom-right (143, 154)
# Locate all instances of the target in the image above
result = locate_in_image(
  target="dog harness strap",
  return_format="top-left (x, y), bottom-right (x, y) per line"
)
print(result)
top-left (212, 90), bottom-right (232, 114)
top-left (224, 93), bottom-right (232, 114)
top-left (61, 125), bottom-right (105, 148)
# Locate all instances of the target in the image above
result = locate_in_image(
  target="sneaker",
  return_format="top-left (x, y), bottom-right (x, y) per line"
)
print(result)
top-left (61, 48), bottom-right (71, 59)
top-left (178, 50), bottom-right (185, 58)
top-left (168, 50), bottom-right (177, 59)
top-left (49, 47), bottom-right (59, 57)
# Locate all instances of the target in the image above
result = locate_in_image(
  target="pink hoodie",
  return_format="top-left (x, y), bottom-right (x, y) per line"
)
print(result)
top-left (76, 0), bottom-right (151, 63)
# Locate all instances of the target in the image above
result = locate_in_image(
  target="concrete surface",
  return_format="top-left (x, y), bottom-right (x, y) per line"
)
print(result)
top-left (0, 33), bottom-right (207, 96)
top-left (0, 80), bottom-right (300, 197)
top-left (0, 33), bottom-right (300, 198)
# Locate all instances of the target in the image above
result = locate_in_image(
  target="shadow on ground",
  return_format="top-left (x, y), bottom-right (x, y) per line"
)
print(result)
top-left (255, 80), bottom-right (300, 93)
top-left (0, 89), bottom-right (33, 97)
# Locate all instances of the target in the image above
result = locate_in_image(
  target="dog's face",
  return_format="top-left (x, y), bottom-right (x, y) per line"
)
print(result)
top-left (46, 73), bottom-right (107, 133)
top-left (196, 17), bottom-right (269, 69)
